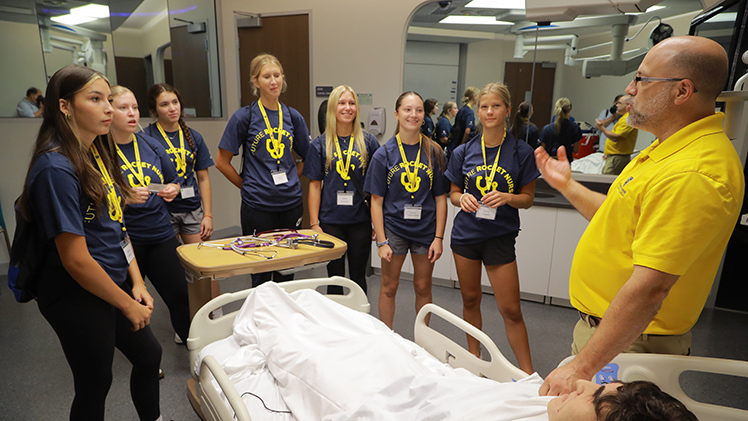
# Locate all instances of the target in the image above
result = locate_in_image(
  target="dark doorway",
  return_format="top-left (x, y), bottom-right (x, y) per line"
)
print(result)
top-left (503, 62), bottom-right (556, 129)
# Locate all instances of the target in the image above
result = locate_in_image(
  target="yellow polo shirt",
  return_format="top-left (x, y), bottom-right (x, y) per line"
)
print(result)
top-left (570, 112), bottom-right (744, 335)
top-left (603, 113), bottom-right (638, 155)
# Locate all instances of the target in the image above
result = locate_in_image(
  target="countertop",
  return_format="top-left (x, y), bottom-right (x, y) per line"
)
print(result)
top-left (532, 173), bottom-right (616, 209)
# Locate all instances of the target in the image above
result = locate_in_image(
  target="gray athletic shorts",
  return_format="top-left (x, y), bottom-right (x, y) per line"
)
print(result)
top-left (170, 207), bottom-right (204, 236)
top-left (384, 227), bottom-right (429, 256)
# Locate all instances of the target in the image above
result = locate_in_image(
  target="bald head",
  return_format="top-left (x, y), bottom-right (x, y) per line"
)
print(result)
top-left (650, 36), bottom-right (728, 101)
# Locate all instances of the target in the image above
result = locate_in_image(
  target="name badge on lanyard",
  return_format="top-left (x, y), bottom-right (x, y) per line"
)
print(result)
top-left (476, 203), bottom-right (497, 220)
top-left (120, 234), bottom-right (135, 264)
top-left (404, 204), bottom-right (422, 220)
top-left (272, 170), bottom-right (288, 185)
top-left (337, 190), bottom-right (354, 206)
top-left (181, 186), bottom-right (195, 199)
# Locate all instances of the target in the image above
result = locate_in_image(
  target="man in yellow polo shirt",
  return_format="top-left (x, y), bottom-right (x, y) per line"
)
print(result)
top-left (534, 35), bottom-right (745, 397)
top-left (596, 95), bottom-right (638, 175)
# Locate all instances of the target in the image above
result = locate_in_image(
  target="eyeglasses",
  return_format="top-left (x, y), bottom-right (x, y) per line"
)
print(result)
top-left (633, 76), bottom-right (698, 93)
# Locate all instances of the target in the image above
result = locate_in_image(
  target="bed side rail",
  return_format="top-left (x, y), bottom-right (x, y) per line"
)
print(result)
top-left (414, 303), bottom-right (530, 382)
top-left (559, 353), bottom-right (748, 421)
top-left (198, 355), bottom-right (253, 421)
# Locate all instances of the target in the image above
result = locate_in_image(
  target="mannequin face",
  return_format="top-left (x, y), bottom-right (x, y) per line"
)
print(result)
top-left (547, 380), bottom-right (622, 421)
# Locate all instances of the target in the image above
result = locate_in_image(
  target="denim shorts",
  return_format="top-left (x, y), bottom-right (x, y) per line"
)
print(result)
top-left (384, 227), bottom-right (429, 256)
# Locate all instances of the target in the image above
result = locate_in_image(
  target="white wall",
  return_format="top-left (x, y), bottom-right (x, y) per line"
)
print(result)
top-left (404, 41), bottom-right (460, 108)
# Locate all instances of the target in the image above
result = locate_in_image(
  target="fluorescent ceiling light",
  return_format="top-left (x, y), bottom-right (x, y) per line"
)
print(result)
top-left (51, 14), bottom-right (96, 25)
top-left (630, 5), bottom-right (666, 14)
top-left (51, 4), bottom-right (109, 25)
top-left (440, 16), bottom-right (513, 25)
top-left (466, 0), bottom-right (525, 9)
top-left (705, 11), bottom-right (738, 23)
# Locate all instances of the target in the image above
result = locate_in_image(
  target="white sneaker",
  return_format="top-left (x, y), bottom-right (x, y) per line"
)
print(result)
top-left (174, 332), bottom-right (183, 344)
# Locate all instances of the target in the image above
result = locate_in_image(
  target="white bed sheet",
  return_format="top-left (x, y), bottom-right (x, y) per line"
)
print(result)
top-left (197, 282), bottom-right (553, 420)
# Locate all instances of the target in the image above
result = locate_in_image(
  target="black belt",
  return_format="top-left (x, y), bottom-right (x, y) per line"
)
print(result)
top-left (579, 311), bottom-right (602, 327)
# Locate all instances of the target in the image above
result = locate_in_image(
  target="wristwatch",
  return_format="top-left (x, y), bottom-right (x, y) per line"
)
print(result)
top-left (376, 239), bottom-right (389, 248)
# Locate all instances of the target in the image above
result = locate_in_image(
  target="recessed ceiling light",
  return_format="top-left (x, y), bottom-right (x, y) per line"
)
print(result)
top-left (51, 14), bottom-right (96, 25)
top-left (70, 4), bottom-right (110, 19)
top-left (440, 15), bottom-right (513, 25)
top-left (466, 0), bottom-right (525, 9)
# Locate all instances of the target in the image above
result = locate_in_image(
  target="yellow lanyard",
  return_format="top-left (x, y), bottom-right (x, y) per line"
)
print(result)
top-left (156, 122), bottom-right (187, 176)
top-left (397, 134), bottom-right (422, 198)
top-left (91, 144), bottom-right (125, 230)
top-left (258, 99), bottom-right (284, 164)
top-left (115, 134), bottom-right (146, 187)
top-left (481, 131), bottom-right (505, 193)
top-left (334, 135), bottom-right (355, 186)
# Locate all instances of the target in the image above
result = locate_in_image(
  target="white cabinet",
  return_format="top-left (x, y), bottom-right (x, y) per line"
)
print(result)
top-left (516, 207), bottom-right (557, 296)
top-left (548, 209), bottom-right (589, 301)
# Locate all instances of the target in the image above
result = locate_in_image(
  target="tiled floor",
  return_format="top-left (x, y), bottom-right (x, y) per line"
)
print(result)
top-left (2, 272), bottom-right (747, 420)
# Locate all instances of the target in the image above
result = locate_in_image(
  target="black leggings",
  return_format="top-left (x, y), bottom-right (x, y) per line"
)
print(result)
top-left (320, 221), bottom-right (371, 295)
top-left (133, 236), bottom-right (191, 342)
top-left (36, 270), bottom-right (161, 421)
top-left (241, 201), bottom-right (303, 287)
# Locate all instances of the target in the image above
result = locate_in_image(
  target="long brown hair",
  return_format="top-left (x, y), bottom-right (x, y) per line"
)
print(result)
top-left (393, 91), bottom-right (445, 172)
top-left (20, 65), bottom-right (132, 218)
top-left (147, 83), bottom-right (196, 152)
top-left (511, 101), bottom-right (532, 139)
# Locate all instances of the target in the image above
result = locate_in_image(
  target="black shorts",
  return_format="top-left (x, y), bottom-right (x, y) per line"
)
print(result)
top-left (450, 232), bottom-right (517, 266)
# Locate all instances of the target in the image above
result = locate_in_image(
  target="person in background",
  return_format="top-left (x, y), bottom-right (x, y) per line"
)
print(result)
top-left (215, 53), bottom-right (311, 287)
top-left (445, 83), bottom-right (537, 374)
top-left (536, 36), bottom-right (744, 397)
top-left (421, 98), bottom-right (438, 140)
top-left (435, 101), bottom-right (458, 149)
top-left (20, 65), bottom-right (162, 420)
top-left (17, 87), bottom-right (44, 118)
top-left (449, 87), bottom-right (479, 155)
top-left (303, 85), bottom-right (379, 295)
top-left (539, 98), bottom-right (582, 163)
top-left (596, 95), bottom-right (638, 175)
top-left (510, 101), bottom-right (540, 149)
top-left (365, 91), bottom-right (447, 329)
top-left (109, 85), bottom-right (190, 345)
top-left (595, 94), bottom-right (624, 152)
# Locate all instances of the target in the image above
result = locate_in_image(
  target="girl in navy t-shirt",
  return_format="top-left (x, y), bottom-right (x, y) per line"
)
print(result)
top-left (445, 83), bottom-right (538, 375)
top-left (110, 85), bottom-right (190, 344)
top-left (448, 87), bottom-right (478, 155)
top-left (19, 66), bottom-right (161, 419)
top-left (435, 101), bottom-right (458, 148)
top-left (144, 83), bottom-right (215, 243)
top-left (216, 53), bottom-right (311, 287)
top-left (364, 91), bottom-right (448, 329)
top-left (303, 86), bottom-right (379, 295)
top-left (421, 98), bottom-right (438, 140)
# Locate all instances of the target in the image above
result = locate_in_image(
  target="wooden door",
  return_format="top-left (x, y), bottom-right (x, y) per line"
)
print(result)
top-left (237, 14), bottom-right (311, 227)
top-left (503, 62), bottom-right (556, 129)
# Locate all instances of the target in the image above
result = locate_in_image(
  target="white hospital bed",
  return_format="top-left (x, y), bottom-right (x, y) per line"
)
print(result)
top-left (187, 276), bottom-right (748, 421)
top-left (186, 276), bottom-right (529, 421)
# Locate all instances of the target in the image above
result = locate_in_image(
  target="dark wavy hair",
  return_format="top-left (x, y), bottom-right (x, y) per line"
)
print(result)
top-left (147, 83), bottom-right (196, 152)
top-left (594, 381), bottom-right (698, 421)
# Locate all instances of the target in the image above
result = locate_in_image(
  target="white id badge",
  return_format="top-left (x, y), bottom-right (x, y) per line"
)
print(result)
top-left (272, 170), bottom-right (288, 185)
top-left (148, 183), bottom-right (167, 193)
top-left (337, 191), bottom-right (354, 206)
top-left (476, 204), bottom-right (497, 220)
top-left (404, 205), bottom-right (422, 220)
top-left (181, 186), bottom-right (195, 199)
top-left (120, 234), bottom-right (135, 264)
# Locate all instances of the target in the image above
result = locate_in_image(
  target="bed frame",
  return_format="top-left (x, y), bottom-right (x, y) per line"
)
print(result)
top-left (186, 276), bottom-right (530, 421)
top-left (559, 352), bottom-right (748, 421)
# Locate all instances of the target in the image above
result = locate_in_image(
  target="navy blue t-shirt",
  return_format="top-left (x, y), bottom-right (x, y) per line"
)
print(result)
top-left (117, 133), bottom-right (179, 244)
top-left (450, 104), bottom-right (475, 150)
top-left (421, 115), bottom-right (435, 139)
top-left (435, 116), bottom-right (452, 143)
top-left (364, 136), bottom-right (448, 247)
top-left (539, 120), bottom-right (582, 163)
top-left (218, 101), bottom-right (311, 211)
top-left (303, 132), bottom-right (380, 225)
top-left (142, 123), bottom-right (215, 213)
top-left (26, 152), bottom-right (129, 285)
top-left (445, 132), bottom-right (540, 245)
